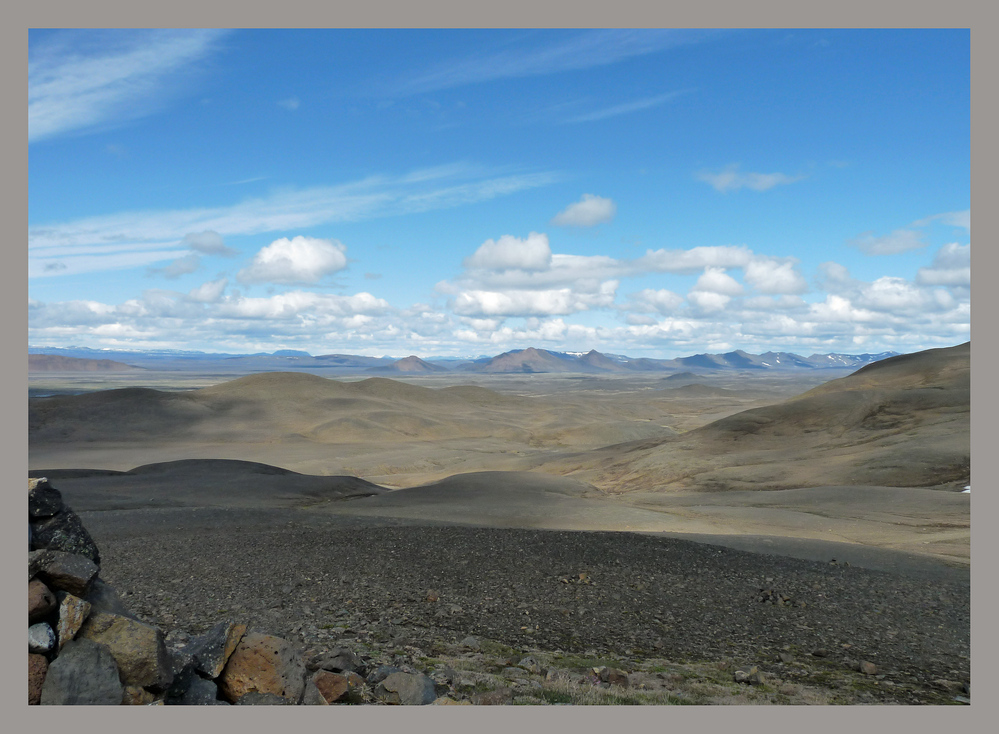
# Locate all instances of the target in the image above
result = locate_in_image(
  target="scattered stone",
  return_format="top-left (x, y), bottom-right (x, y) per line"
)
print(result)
top-left (860, 661), bottom-right (878, 675)
top-left (40, 638), bottom-right (124, 705)
top-left (426, 589), bottom-right (440, 603)
top-left (217, 631), bottom-right (307, 704)
top-left (376, 671), bottom-right (438, 705)
top-left (55, 591), bottom-right (92, 651)
top-left (185, 620), bottom-right (246, 679)
top-left (29, 654), bottom-right (48, 705)
top-left (433, 696), bottom-right (472, 705)
top-left (518, 655), bottom-right (544, 675)
top-left (29, 623), bottom-right (57, 654)
top-left (597, 666), bottom-right (630, 687)
top-left (471, 687), bottom-right (514, 705)
top-left (38, 551), bottom-right (99, 597)
top-left (83, 578), bottom-right (138, 620)
top-left (236, 692), bottom-right (294, 705)
top-left (29, 478), bottom-right (64, 519)
top-left (122, 686), bottom-right (158, 705)
top-left (309, 646), bottom-right (365, 674)
top-left (29, 579), bottom-right (58, 623)
top-left (301, 680), bottom-right (329, 705)
top-left (933, 679), bottom-right (964, 694)
top-left (178, 676), bottom-right (225, 705)
top-left (777, 651), bottom-right (794, 664)
top-left (77, 611), bottom-right (173, 690)
top-left (28, 550), bottom-right (54, 581)
top-left (734, 665), bottom-right (765, 685)
top-left (313, 671), bottom-right (350, 703)
top-left (459, 635), bottom-right (481, 651)
top-left (31, 508), bottom-right (101, 565)
top-left (811, 648), bottom-right (829, 658)
top-left (366, 664), bottom-right (405, 686)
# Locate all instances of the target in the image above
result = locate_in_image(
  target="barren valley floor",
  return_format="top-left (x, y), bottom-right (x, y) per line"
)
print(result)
top-left (27, 347), bottom-right (972, 703)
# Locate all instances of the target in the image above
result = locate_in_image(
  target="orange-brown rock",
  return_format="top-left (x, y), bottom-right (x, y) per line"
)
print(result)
top-left (312, 671), bottom-right (350, 703)
top-left (29, 579), bottom-right (57, 623)
top-left (77, 611), bottom-right (173, 690)
top-left (122, 685), bottom-right (158, 705)
top-left (56, 591), bottom-right (92, 651)
top-left (216, 632), bottom-right (307, 704)
top-left (29, 654), bottom-right (48, 705)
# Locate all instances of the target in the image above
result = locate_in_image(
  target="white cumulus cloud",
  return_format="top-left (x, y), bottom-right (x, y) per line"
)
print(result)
top-left (636, 245), bottom-right (753, 273)
top-left (551, 194), bottom-right (617, 227)
top-left (186, 278), bottom-right (228, 303)
top-left (237, 236), bottom-right (348, 285)
top-left (452, 282), bottom-right (617, 318)
top-left (693, 267), bottom-right (744, 296)
top-left (630, 288), bottom-right (684, 314)
top-left (687, 290), bottom-right (732, 313)
top-left (744, 257), bottom-right (808, 295)
top-left (916, 242), bottom-right (970, 287)
top-left (464, 232), bottom-right (552, 271)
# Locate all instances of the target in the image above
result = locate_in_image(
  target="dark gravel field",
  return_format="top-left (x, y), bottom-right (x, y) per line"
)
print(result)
top-left (80, 507), bottom-right (970, 703)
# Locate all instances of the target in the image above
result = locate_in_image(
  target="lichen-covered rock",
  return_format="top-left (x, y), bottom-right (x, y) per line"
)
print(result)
top-left (184, 620), bottom-right (246, 679)
top-left (56, 591), bottom-right (92, 650)
top-left (470, 687), bottom-right (514, 705)
top-left (29, 623), bottom-right (57, 654)
top-left (40, 638), bottom-right (123, 705)
top-left (28, 549), bottom-right (53, 582)
top-left (236, 692), bottom-right (294, 705)
top-left (29, 654), bottom-right (48, 705)
top-left (375, 671), bottom-right (437, 705)
top-left (77, 611), bottom-right (173, 691)
top-left (29, 478), bottom-right (65, 519)
top-left (38, 551), bottom-right (98, 597)
top-left (217, 632), bottom-right (307, 704)
top-left (29, 579), bottom-right (58, 623)
top-left (30, 508), bottom-right (101, 565)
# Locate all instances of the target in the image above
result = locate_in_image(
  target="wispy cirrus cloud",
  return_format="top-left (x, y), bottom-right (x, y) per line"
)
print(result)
top-left (29, 29), bottom-right (230, 142)
top-left (848, 228), bottom-right (926, 256)
top-left (696, 163), bottom-right (807, 193)
top-left (564, 90), bottom-right (690, 124)
top-left (913, 209), bottom-right (970, 231)
top-left (395, 29), bottom-right (716, 96)
top-left (28, 164), bottom-right (561, 277)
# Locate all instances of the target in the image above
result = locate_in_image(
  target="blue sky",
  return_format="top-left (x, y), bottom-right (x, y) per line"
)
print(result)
top-left (28, 28), bottom-right (970, 358)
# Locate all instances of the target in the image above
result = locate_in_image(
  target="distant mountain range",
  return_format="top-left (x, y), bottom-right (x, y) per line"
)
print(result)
top-left (29, 345), bottom-right (901, 374)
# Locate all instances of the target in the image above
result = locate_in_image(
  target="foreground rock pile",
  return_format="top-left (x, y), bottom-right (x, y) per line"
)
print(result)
top-left (28, 477), bottom-right (466, 705)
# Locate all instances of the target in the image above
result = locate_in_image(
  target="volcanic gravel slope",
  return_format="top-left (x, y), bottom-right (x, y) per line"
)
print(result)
top-left (81, 510), bottom-right (970, 704)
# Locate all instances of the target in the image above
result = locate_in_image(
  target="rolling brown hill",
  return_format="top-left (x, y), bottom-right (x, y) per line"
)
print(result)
top-left (543, 342), bottom-right (970, 493)
top-left (29, 372), bottom-right (525, 445)
top-left (366, 355), bottom-right (449, 373)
